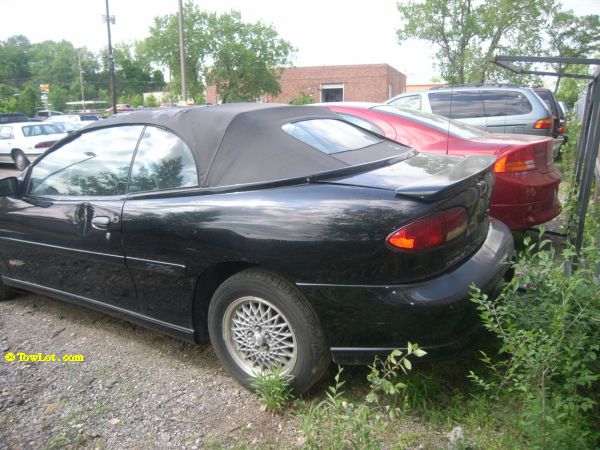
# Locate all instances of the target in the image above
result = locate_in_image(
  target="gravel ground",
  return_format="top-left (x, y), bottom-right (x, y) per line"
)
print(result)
top-left (0, 291), bottom-right (302, 449)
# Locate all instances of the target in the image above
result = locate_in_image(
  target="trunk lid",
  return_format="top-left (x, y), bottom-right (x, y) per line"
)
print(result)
top-left (319, 153), bottom-right (495, 201)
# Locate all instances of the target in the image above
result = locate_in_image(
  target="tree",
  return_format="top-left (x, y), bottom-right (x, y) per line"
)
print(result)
top-left (113, 43), bottom-right (164, 98)
top-left (141, 3), bottom-right (214, 103)
top-left (0, 35), bottom-right (32, 89)
top-left (289, 91), bottom-right (314, 105)
top-left (396, 0), bottom-right (552, 84)
top-left (48, 85), bottom-right (69, 111)
top-left (141, 4), bottom-right (294, 103)
top-left (16, 85), bottom-right (41, 116)
top-left (547, 11), bottom-right (600, 93)
top-left (144, 93), bottom-right (158, 107)
top-left (206, 11), bottom-right (294, 103)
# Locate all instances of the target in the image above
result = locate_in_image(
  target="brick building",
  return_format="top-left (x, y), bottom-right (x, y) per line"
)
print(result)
top-left (205, 64), bottom-right (406, 104)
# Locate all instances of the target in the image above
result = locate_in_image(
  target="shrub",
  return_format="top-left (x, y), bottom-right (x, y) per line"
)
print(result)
top-left (470, 216), bottom-right (600, 448)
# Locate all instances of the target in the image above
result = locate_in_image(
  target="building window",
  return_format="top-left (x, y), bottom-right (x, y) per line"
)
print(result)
top-left (320, 83), bottom-right (344, 102)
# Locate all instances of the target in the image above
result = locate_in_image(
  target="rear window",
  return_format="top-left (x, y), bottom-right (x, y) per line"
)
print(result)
top-left (388, 95), bottom-right (421, 110)
top-left (429, 91), bottom-right (486, 119)
top-left (282, 119), bottom-right (382, 154)
top-left (374, 106), bottom-right (486, 140)
top-left (480, 90), bottom-right (533, 116)
top-left (534, 90), bottom-right (558, 116)
top-left (337, 113), bottom-right (385, 136)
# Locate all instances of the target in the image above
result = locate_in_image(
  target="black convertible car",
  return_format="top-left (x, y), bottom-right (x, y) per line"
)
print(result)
top-left (0, 104), bottom-right (513, 393)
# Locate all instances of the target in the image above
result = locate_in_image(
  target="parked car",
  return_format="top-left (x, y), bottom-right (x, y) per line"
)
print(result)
top-left (0, 122), bottom-right (67, 170)
top-left (533, 87), bottom-right (567, 154)
top-left (558, 101), bottom-right (569, 116)
top-left (34, 110), bottom-right (64, 120)
top-left (46, 114), bottom-right (101, 127)
top-left (0, 113), bottom-right (32, 124)
top-left (386, 85), bottom-right (557, 142)
top-left (323, 103), bottom-right (561, 230)
top-left (0, 104), bottom-right (513, 393)
top-left (49, 121), bottom-right (82, 133)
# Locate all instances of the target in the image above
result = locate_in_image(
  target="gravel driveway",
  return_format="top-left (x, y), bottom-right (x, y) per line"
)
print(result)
top-left (0, 291), bottom-right (302, 449)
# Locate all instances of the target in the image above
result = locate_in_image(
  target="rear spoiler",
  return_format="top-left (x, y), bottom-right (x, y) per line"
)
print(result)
top-left (394, 155), bottom-right (496, 202)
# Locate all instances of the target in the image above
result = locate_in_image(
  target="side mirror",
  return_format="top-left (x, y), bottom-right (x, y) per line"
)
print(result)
top-left (0, 177), bottom-right (19, 196)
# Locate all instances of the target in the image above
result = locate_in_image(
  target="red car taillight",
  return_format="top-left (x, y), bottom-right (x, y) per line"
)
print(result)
top-left (494, 147), bottom-right (536, 173)
top-left (533, 118), bottom-right (553, 129)
top-left (35, 140), bottom-right (57, 149)
top-left (387, 207), bottom-right (468, 250)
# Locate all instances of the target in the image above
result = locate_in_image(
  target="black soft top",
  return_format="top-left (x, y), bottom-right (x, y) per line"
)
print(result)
top-left (84, 103), bottom-right (406, 187)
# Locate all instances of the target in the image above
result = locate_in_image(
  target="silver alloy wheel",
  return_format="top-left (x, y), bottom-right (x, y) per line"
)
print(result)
top-left (223, 296), bottom-right (297, 375)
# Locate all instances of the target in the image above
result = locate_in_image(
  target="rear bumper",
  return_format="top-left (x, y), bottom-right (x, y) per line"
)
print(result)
top-left (491, 169), bottom-right (562, 230)
top-left (297, 218), bottom-right (514, 364)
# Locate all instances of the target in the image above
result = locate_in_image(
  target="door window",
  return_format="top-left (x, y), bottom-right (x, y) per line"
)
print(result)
top-left (129, 127), bottom-right (198, 193)
top-left (28, 126), bottom-right (144, 197)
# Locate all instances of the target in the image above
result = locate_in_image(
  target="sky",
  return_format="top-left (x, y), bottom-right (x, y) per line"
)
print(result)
top-left (0, 0), bottom-right (597, 84)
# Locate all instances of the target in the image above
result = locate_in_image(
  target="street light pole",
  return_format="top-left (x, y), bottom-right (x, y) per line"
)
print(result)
top-left (104, 0), bottom-right (117, 114)
top-left (77, 49), bottom-right (86, 112)
top-left (178, 0), bottom-right (187, 104)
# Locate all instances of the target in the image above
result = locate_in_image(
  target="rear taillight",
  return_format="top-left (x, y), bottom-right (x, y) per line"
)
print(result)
top-left (494, 147), bottom-right (536, 173)
top-left (558, 125), bottom-right (566, 133)
top-left (35, 140), bottom-right (57, 149)
top-left (533, 118), bottom-right (553, 129)
top-left (387, 207), bottom-right (468, 250)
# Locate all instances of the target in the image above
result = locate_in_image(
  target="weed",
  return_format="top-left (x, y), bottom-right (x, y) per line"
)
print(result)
top-left (249, 367), bottom-right (294, 412)
top-left (299, 345), bottom-right (428, 449)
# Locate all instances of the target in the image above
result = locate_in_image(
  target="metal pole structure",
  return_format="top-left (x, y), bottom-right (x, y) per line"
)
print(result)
top-left (178, 0), bottom-right (187, 104)
top-left (76, 49), bottom-right (86, 112)
top-left (105, 0), bottom-right (117, 115)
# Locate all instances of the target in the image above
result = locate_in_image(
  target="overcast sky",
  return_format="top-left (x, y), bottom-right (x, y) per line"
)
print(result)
top-left (0, 0), bottom-right (597, 83)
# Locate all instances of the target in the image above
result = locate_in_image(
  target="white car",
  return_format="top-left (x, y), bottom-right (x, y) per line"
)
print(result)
top-left (0, 122), bottom-right (66, 170)
top-left (46, 114), bottom-right (101, 127)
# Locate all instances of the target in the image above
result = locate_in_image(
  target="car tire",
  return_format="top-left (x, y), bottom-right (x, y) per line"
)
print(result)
top-left (0, 279), bottom-right (14, 301)
top-left (208, 268), bottom-right (330, 394)
top-left (12, 150), bottom-right (29, 171)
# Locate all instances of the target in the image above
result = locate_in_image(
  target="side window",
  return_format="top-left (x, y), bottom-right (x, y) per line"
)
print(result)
top-left (338, 113), bottom-right (385, 136)
top-left (0, 127), bottom-right (12, 139)
top-left (480, 90), bottom-right (508, 117)
top-left (429, 91), bottom-right (485, 119)
top-left (389, 95), bottom-right (421, 110)
top-left (29, 126), bottom-right (144, 197)
top-left (128, 127), bottom-right (198, 193)
top-left (22, 126), bottom-right (34, 137)
top-left (480, 90), bottom-right (533, 116)
top-left (504, 91), bottom-right (533, 115)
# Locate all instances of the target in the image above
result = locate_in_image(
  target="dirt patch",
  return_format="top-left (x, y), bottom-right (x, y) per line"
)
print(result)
top-left (0, 292), bottom-right (302, 449)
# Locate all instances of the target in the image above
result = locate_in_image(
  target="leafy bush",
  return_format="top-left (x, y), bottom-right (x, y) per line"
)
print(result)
top-left (470, 216), bottom-right (600, 448)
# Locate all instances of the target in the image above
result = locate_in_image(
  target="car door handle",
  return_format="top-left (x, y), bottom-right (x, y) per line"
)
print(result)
top-left (91, 216), bottom-right (112, 230)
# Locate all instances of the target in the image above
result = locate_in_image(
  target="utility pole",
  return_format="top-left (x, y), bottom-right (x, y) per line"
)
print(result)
top-left (104, 0), bottom-right (117, 114)
top-left (77, 49), bottom-right (86, 112)
top-left (178, 0), bottom-right (187, 104)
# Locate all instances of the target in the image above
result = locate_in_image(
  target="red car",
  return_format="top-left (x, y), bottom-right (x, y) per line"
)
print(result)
top-left (325, 103), bottom-right (561, 230)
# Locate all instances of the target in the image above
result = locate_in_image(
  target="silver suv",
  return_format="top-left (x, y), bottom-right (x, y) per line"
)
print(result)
top-left (386, 86), bottom-right (554, 138)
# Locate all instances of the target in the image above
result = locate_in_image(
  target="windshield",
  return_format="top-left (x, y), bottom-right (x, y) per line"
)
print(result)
top-left (373, 105), bottom-right (487, 139)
